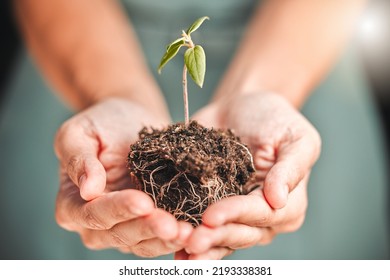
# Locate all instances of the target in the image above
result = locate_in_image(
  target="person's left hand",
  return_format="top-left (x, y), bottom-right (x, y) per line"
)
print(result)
top-left (176, 92), bottom-right (321, 260)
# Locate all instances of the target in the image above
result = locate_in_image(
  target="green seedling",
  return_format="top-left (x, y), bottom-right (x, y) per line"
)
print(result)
top-left (158, 16), bottom-right (209, 126)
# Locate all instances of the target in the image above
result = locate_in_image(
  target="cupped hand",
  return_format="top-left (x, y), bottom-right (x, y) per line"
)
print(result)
top-left (181, 92), bottom-right (321, 259)
top-left (54, 97), bottom-right (193, 257)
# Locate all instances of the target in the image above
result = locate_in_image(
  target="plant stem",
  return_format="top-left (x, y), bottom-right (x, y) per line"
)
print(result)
top-left (182, 64), bottom-right (189, 126)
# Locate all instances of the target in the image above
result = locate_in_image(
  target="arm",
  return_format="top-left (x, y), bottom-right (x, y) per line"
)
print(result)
top-left (213, 0), bottom-right (366, 108)
top-left (15, 0), bottom-right (169, 118)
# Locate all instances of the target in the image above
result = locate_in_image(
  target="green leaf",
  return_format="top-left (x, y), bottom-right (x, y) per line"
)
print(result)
top-left (184, 45), bottom-right (206, 88)
top-left (158, 39), bottom-right (185, 73)
top-left (166, 37), bottom-right (184, 51)
top-left (186, 16), bottom-right (209, 35)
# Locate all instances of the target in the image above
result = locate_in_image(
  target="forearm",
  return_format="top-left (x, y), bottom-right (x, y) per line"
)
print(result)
top-left (15, 0), bottom-right (169, 118)
top-left (213, 0), bottom-right (366, 108)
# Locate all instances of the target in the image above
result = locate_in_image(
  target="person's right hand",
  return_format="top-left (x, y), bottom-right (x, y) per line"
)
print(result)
top-left (54, 97), bottom-right (193, 257)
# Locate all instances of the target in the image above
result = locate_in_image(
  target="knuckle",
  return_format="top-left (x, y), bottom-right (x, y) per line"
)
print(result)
top-left (308, 127), bottom-right (322, 160)
top-left (55, 210), bottom-right (66, 227)
top-left (314, 132), bottom-right (322, 159)
top-left (258, 230), bottom-right (275, 246)
top-left (278, 200), bottom-right (307, 233)
top-left (55, 207), bottom-right (75, 231)
top-left (111, 210), bottom-right (128, 223)
top-left (54, 120), bottom-right (75, 156)
top-left (250, 134), bottom-right (272, 147)
top-left (137, 221), bottom-right (154, 238)
top-left (108, 227), bottom-right (128, 247)
top-left (80, 233), bottom-right (101, 250)
top-left (258, 236), bottom-right (274, 246)
top-left (312, 127), bottom-right (322, 146)
top-left (55, 120), bottom-right (70, 139)
top-left (132, 245), bottom-right (159, 258)
top-left (254, 212), bottom-right (272, 227)
top-left (110, 199), bottom-right (130, 222)
top-left (82, 206), bottom-right (107, 230)
top-left (55, 211), bottom-right (70, 230)
top-left (233, 234), bottom-right (261, 250)
top-left (284, 215), bottom-right (306, 233)
top-left (67, 155), bottom-right (81, 177)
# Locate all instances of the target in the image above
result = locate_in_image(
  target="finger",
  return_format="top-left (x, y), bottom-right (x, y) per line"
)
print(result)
top-left (105, 166), bottom-right (131, 191)
top-left (75, 155), bottom-right (106, 201)
top-left (105, 166), bottom-right (127, 184)
top-left (131, 238), bottom-right (180, 258)
top-left (175, 221), bottom-right (194, 246)
top-left (96, 237), bottom-right (179, 258)
top-left (98, 151), bottom-right (126, 170)
top-left (174, 249), bottom-right (190, 260)
top-left (202, 193), bottom-right (273, 227)
top-left (172, 222), bottom-right (194, 260)
top-left (270, 177), bottom-right (309, 234)
top-left (188, 247), bottom-right (234, 260)
top-left (264, 133), bottom-right (320, 209)
top-left (253, 145), bottom-right (276, 171)
top-left (254, 157), bottom-right (274, 171)
top-left (80, 208), bottom-right (179, 252)
top-left (126, 216), bottom-right (188, 257)
top-left (105, 175), bottom-right (133, 192)
top-left (186, 224), bottom-right (264, 254)
top-left (202, 179), bottom-right (308, 232)
top-left (55, 121), bottom-right (106, 200)
top-left (253, 144), bottom-right (275, 162)
top-left (57, 189), bottom-right (154, 230)
top-left (145, 209), bottom-right (181, 241)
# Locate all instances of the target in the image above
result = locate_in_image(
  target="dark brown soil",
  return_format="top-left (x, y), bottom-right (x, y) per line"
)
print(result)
top-left (127, 121), bottom-right (256, 226)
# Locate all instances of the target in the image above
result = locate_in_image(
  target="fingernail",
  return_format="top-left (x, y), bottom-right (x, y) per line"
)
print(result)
top-left (78, 174), bottom-right (86, 188)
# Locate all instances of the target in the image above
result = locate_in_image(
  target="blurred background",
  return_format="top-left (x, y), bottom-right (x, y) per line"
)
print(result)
top-left (0, 0), bottom-right (389, 259)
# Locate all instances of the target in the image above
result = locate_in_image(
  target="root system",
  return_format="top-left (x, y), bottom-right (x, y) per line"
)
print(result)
top-left (127, 121), bottom-right (255, 226)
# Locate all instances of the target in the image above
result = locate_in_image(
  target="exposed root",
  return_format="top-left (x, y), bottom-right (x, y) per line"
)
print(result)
top-left (128, 121), bottom-right (255, 226)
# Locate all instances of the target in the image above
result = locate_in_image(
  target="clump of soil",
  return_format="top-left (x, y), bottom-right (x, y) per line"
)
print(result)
top-left (127, 121), bottom-right (256, 226)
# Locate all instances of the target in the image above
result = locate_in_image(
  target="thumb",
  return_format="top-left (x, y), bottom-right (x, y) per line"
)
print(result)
top-left (55, 121), bottom-right (106, 201)
top-left (67, 154), bottom-right (106, 201)
top-left (263, 135), bottom-right (320, 209)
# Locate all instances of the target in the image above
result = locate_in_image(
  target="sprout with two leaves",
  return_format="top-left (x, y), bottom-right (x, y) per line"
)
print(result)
top-left (128, 16), bottom-right (256, 226)
top-left (158, 16), bottom-right (209, 126)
